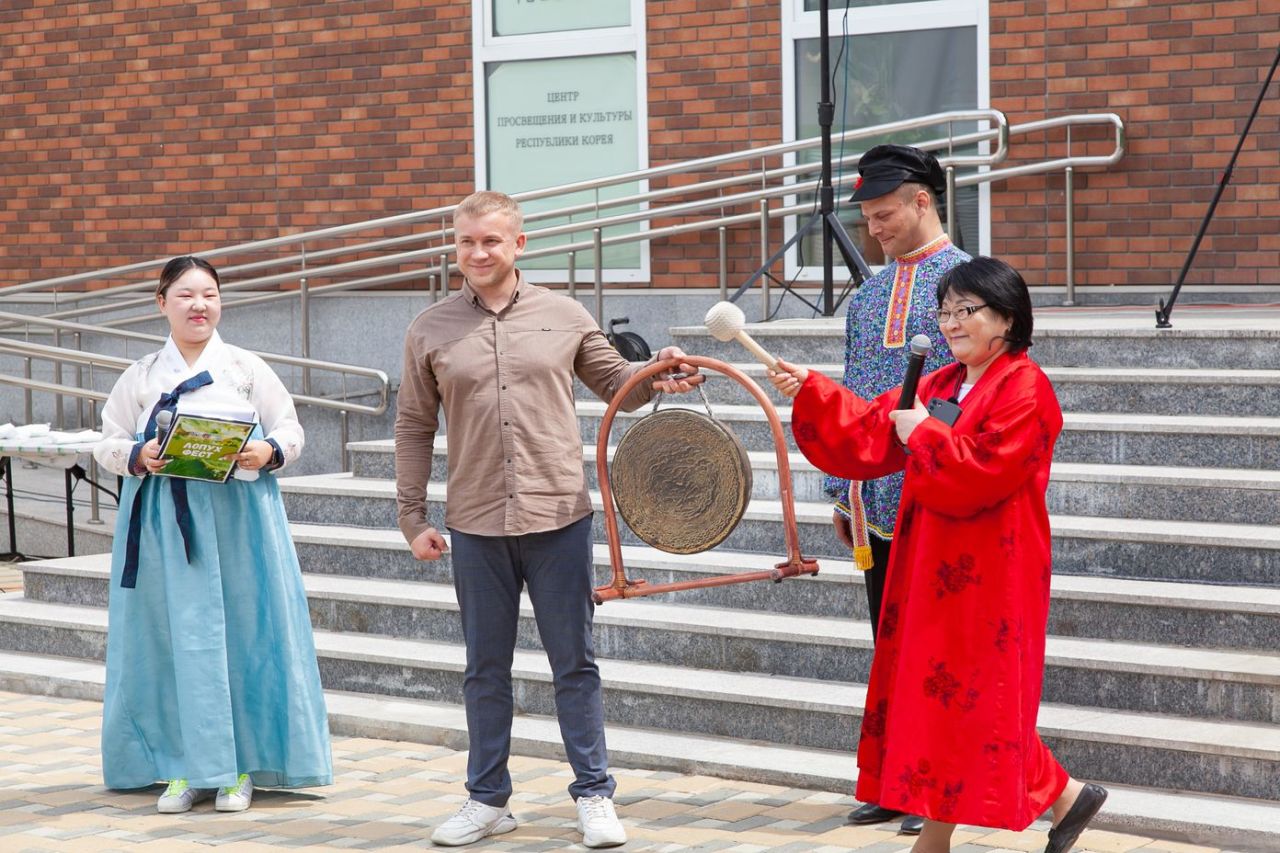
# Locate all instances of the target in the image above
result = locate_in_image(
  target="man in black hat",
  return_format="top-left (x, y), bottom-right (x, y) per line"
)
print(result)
top-left (824, 143), bottom-right (967, 835)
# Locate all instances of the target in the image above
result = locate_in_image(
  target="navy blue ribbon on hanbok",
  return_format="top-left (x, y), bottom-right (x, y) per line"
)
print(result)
top-left (121, 371), bottom-right (214, 589)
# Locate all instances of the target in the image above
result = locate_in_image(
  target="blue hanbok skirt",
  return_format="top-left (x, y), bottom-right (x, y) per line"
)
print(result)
top-left (102, 458), bottom-right (332, 791)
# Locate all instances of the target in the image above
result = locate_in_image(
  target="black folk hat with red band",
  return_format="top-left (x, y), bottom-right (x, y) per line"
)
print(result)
top-left (849, 143), bottom-right (948, 203)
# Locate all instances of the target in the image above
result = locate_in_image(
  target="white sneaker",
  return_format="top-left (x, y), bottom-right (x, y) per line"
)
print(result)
top-left (430, 798), bottom-right (517, 846)
top-left (215, 773), bottom-right (254, 812)
top-left (577, 795), bottom-right (627, 848)
top-left (157, 778), bottom-right (213, 813)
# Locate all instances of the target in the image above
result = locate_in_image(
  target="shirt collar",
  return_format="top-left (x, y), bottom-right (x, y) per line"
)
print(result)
top-left (461, 270), bottom-right (526, 315)
top-left (895, 232), bottom-right (951, 264)
top-left (159, 329), bottom-right (224, 376)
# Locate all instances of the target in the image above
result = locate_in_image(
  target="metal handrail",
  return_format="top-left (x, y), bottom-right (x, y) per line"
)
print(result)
top-left (11, 130), bottom-right (1016, 328)
top-left (0, 109), bottom-right (1125, 486)
top-left (16, 122), bottom-right (1017, 314)
top-left (7, 111), bottom-right (1121, 333)
top-left (0, 373), bottom-right (109, 405)
top-left (0, 310), bottom-right (389, 413)
top-left (0, 110), bottom-right (1008, 307)
top-left (973, 113), bottom-right (1125, 184)
top-left (0, 312), bottom-right (389, 472)
top-left (0, 338), bottom-right (133, 371)
top-left (1, 110), bottom-right (1124, 368)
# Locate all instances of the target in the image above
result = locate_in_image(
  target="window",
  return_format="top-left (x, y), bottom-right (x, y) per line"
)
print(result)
top-left (783, 1), bottom-right (989, 279)
top-left (804, 0), bottom-right (922, 7)
top-left (474, 1), bottom-right (647, 279)
top-left (494, 0), bottom-right (629, 37)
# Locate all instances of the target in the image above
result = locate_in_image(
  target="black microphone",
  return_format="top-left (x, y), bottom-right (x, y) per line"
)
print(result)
top-left (896, 334), bottom-right (933, 410)
top-left (154, 409), bottom-right (174, 447)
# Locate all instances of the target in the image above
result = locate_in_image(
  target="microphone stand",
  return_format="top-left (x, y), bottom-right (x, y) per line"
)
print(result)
top-left (730, 0), bottom-right (871, 317)
top-left (1155, 42), bottom-right (1280, 329)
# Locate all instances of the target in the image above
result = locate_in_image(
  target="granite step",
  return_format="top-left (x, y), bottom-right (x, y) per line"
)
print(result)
top-left (350, 438), bottom-right (1280, 526)
top-left (290, 525), bottom-right (868, 620)
top-left (277, 474), bottom-right (1280, 584)
top-left (1047, 462), bottom-right (1280, 525)
top-left (1033, 327), bottom-right (1280, 371)
top-left (1043, 366), bottom-right (1280, 417)
top-left (1049, 514), bottom-right (1280, 586)
top-left (2, 650), bottom-right (1277, 850)
top-left (278, 473), bottom-right (850, 557)
top-left (19, 559), bottom-right (1280, 725)
top-left (29, 534), bottom-right (1280, 652)
top-left (573, 399), bottom-right (1280, 469)
top-left (353, 436), bottom-right (833, 504)
top-left (619, 361), bottom-right (1280, 417)
top-left (668, 319), bottom-right (1280, 370)
top-left (1, 596), bottom-right (1279, 800)
top-left (1053, 411), bottom-right (1280, 469)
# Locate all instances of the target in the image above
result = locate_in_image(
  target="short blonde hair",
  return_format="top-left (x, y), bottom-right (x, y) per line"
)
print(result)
top-left (454, 190), bottom-right (523, 231)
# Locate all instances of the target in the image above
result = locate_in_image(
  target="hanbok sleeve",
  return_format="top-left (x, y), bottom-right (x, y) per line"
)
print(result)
top-left (253, 361), bottom-right (304, 468)
top-left (791, 371), bottom-right (906, 483)
top-left (94, 363), bottom-right (147, 477)
top-left (902, 364), bottom-right (1061, 518)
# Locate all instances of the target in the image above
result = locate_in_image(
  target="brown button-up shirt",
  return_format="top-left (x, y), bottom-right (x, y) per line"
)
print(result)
top-left (395, 275), bottom-right (655, 541)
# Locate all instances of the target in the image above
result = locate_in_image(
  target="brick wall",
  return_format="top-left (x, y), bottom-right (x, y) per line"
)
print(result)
top-left (646, 0), bottom-right (786, 288)
top-left (3, 1), bottom-right (1278, 291)
top-left (0, 0), bottom-right (474, 286)
top-left (990, 0), bottom-right (1280, 287)
top-left (0, 0), bottom-right (787, 291)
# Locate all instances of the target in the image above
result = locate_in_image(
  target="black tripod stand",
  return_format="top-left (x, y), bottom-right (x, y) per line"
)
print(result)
top-left (731, 0), bottom-right (871, 317)
top-left (1154, 42), bottom-right (1280, 329)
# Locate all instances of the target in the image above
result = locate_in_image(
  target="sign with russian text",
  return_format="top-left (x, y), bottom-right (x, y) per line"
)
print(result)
top-left (486, 53), bottom-right (641, 268)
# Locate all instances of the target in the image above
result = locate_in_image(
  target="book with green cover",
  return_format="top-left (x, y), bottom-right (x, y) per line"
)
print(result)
top-left (156, 414), bottom-right (255, 483)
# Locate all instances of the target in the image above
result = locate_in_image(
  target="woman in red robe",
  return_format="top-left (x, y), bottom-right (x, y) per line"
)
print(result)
top-left (770, 258), bottom-right (1106, 853)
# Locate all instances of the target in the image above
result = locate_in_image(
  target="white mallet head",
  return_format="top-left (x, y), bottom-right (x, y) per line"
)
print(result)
top-left (703, 301), bottom-right (778, 368)
top-left (704, 300), bottom-right (746, 342)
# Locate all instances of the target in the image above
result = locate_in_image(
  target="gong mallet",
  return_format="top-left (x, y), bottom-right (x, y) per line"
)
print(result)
top-left (704, 301), bottom-right (778, 369)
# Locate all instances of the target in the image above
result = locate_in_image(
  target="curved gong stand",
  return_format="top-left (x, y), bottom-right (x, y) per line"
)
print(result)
top-left (594, 355), bottom-right (820, 604)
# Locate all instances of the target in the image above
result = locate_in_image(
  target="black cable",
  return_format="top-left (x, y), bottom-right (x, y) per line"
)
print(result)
top-left (832, 1), bottom-right (854, 195)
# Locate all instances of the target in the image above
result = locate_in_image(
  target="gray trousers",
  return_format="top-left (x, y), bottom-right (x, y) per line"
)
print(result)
top-left (448, 514), bottom-right (615, 807)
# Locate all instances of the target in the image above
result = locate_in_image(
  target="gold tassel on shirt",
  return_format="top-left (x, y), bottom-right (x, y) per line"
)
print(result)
top-left (848, 481), bottom-right (875, 571)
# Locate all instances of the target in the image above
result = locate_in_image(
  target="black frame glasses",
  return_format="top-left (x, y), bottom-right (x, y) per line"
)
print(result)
top-left (932, 304), bottom-right (988, 324)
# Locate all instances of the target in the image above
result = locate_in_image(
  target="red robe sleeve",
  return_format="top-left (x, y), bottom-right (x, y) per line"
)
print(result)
top-left (902, 360), bottom-right (1062, 519)
top-left (790, 371), bottom-right (906, 482)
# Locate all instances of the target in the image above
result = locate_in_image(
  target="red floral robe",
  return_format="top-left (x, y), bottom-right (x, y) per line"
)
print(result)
top-left (791, 350), bottom-right (1069, 830)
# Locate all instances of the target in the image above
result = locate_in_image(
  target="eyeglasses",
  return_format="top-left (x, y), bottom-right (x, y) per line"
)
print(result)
top-left (932, 304), bottom-right (988, 324)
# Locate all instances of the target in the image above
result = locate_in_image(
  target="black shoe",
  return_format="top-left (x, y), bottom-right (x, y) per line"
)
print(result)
top-left (846, 802), bottom-right (905, 825)
top-left (899, 814), bottom-right (924, 835)
top-left (1044, 782), bottom-right (1108, 853)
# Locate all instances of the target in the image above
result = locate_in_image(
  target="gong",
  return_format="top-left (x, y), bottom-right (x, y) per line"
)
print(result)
top-left (609, 407), bottom-right (752, 554)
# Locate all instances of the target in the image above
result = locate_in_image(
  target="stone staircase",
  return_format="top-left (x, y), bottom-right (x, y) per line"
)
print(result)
top-left (2, 307), bottom-right (1280, 847)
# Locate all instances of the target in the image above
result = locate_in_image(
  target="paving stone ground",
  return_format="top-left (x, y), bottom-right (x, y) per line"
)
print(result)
top-left (0, 691), bottom-right (1225, 852)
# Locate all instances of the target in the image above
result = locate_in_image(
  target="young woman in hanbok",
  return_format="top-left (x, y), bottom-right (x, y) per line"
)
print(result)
top-left (769, 257), bottom-right (1106, 853)
top-left (94, 256), bottom-right (331, 813)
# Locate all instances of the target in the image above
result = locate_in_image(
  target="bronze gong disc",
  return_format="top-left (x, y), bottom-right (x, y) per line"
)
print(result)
top-left (610, 408), bottom-right (752, 554)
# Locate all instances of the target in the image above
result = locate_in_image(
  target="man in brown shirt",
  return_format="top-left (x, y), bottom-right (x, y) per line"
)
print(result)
top-left (395, 190), bottom-right (700, 848)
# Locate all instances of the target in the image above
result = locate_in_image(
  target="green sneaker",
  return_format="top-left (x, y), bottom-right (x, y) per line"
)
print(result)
top-left (157, 778), bottom-right (213, 813)
top-left (215, 773), bottom-right (254, 812)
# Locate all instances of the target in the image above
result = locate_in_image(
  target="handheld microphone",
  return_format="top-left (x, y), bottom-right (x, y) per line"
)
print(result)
top-left (154, 409), bottom-right (174, 446)
top-left (896, 334), bottom-right (932, 410)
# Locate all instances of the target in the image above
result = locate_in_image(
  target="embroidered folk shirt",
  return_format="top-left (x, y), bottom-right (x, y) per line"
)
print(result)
top-left (824, 234), bottom-right (967, 538)
top-left (395, 275), bottom-right (655, 541)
